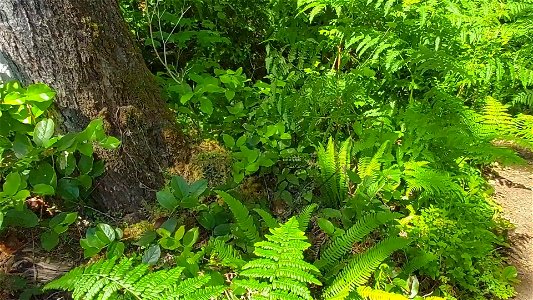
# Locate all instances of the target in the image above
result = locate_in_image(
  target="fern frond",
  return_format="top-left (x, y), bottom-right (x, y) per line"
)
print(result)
top-left (317, 137), bottom-right (340, 205)
top-left (44, 257), bottom-right (197, 300)
top-left (322, 237), bottom-right (411, 300)
top-left (237, 217), bottom-right (321, 300)
top-left (208, 237), bottom-right (246, 269)
top-left (481, 96), bottom-right (515, 136)
top-left (513, 89), bottom-right (533, 108)
top-left (338, 138), bottom-right (352, 201)
top-left (316, 211), bottom-right (402, 270)
top-left (216, 191), bottom-right (260, 243)
top-left (403, 161), bottom-right (463, 197)
top-left (296, 203), bottom-right (318, 231)
top-left (358, 141), bottom-right (389, 180)
top-left (254, 208), bottom-right (280, 228)
top-left (317, 137), bottom-right (352, 206)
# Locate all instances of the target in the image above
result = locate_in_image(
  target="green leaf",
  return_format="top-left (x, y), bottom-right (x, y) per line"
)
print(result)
top-left (57, 152), bottom-right (76, 176)
top-left (142, 244), bottom-right (161, 265)
top-left (317, 218), bottom-right (336, 235)
top-left (106, 241), bottom-right (125, 259)
top-left (40, 230), bottom-right (60, 251)
top-left (189, 179), bottom-right (208, 198)
top-left (236, 135), bottom-right (246, 147)
top-left (157, 189), bottom-right (179, 210)
top-left (82, 228), bottom-right (107, 249)
top-left (134, 230), bottom-right (157, 247)
top-left (26, 83), bottom-right (55, 102)
top-left (227, 102), bottom-right (244, 115)
top-left (198, 212), bottom-right (216, 230)
top-left (100, 137), bottom-right (121, 149)
top-left (29, 162), bottom-right (57, 188)
top-left (50, 212), bottom-right (78, 234)
top-left (12, 133), bottom-right (32, 158)
top-left (33, 118), bottom-right (55, 147)
top-left (180, 92), bottom-right (194, 104)
top-left (77, 174), bottom-right (92, 190)
top-left (159, 236), bottom-right (181, 250)
top-left (78, 155), bottom-right (94, 175)
top-left (80, 119), bottom-right (104, 141)
top-left (183, 227), bottom-right (199, 248)
top-left (200, 97), bottom-right (214, 115)
top-left (160, 217), bottom-right (178, 233)
top-left (77, 142), bottom-right (93, 156)
top-left (96, 223), bottom-right (116, 244)
top-left (82, 245), bottom-right (101, 258)
top-left (224, 89), bottom-right (236, 100)
top-left (57, 178), bottom-right (79, 200)
top-left (90, 160), bottom-right (105, 177)
top-left (3, 172), bottom-right (21, 196)
top-left (170, 176), bottom-right (189, 199)
top-left (222, 134), bottom-right (235, 148)
top-left (4, 209), bottom-right (39, 228)
top-left (174, 225), bottom-right (186, 240)
top-left (3, 91), bottom-right (25, 104)
top-left (32, 184), bottom-right (55, 196)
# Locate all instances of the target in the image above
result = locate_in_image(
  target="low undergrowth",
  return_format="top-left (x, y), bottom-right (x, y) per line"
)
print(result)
top-left (3, 0), bottom-right (533, 299)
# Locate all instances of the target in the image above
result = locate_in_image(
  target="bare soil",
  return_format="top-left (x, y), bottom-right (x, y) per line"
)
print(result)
top-left (490, 162), bottom-right (533, 300)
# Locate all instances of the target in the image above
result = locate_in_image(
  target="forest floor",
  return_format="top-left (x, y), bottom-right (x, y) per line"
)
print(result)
top-left (489, 154), bottom-right (533, 300)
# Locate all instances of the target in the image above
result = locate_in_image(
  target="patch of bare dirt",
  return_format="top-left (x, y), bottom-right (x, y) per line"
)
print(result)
top-left (489, 162), bottom-right (533, 300)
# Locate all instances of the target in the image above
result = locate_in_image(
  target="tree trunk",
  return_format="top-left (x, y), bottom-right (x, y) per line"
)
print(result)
top-left (0, 0), bottom-right (189, 213)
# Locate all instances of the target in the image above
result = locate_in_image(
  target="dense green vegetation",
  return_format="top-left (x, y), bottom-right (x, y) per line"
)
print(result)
top-left (2, 0), bottom-right (533, 299)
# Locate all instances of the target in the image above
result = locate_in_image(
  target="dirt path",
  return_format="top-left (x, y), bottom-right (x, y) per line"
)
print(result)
top-left (490, 163), bottom-right (533, 300)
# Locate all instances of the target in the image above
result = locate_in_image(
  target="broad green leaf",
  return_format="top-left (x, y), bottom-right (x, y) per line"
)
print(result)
top-left (78, 154), bottom-right (94, 175)
top-left (157, 189), bottom-right (179, 210)
top-left (57, 178), bottom-right (79, 200)
top-left (170, 176), bottom-right (189, 199)
top-left (106, 241), bottom-right (125, 259)
top-left (3, 91), bottom-right (25, 104)
top-left (4, 209), bottom-right (39, 228)
top-left (90, 160), bottom-right (106, 177)
top-left (317, 218), bottom-right (336, 235)
top-left (41, 230), bottom-right (60, 251)
top-left (183, 227), bottom-right (199, 248)
top-left (224, 89), bottom-right (235, 100)
top-left (25, 83), bottom-right (55, 102)
top-left (222, 134), bottom-right (235, 148)
top-left (29, 162), bottom-right (57, 188)
top-left (96, 223), bottom-right (116, 244)
top-left (160, 217), bottom-right (178, 233)
top-left (174, 225), bottom-right (186, 240)
top-left (180, 92), bottom-right (194, 104)
top-left (80, 119), bottom-right (104, 141)
top-left (100, 136), bottom-right (121, 149)
top-left (49, 212), bottom-right (78, 234)
top-left (12, 133), bottom-right (32, 158)
top-left (32, 184), bottom-right (55, 196)
top-left (189, 179), bottom-right (207, 198)
top-left (77, 174), bottom-right (92, 190)
top-left (3, 172), bottom-right (21, 196)
top-left (33, 118), bottom-right (55, 147)
top-left (142, 244), bottom-right (161, 265)
top-left (199, 97), bottom-right (214, 115)
top-left (77, 142), bottom-right (93, 156)
top-left (134, 230), bottom-right (157, 247)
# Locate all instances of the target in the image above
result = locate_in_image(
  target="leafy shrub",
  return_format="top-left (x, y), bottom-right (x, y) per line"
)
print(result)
top-left (0, 81), bottom-right (119, 233)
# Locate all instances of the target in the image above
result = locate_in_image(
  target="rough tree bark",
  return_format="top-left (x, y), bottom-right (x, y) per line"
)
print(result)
top-left (0, 0), bottom-right (189, 213)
